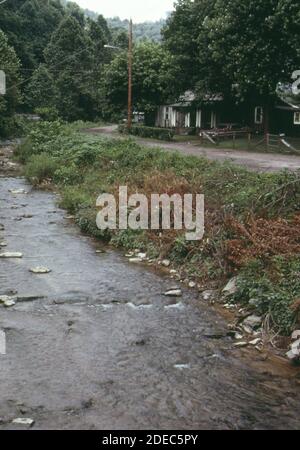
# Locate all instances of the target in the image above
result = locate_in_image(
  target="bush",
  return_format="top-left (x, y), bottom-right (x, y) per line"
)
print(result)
top-left (35, 107), bottom-right (59, 122)
top-left (118, 124), bottom-right (174, 141)
top-left (54, 164), bottom-right (83, 186)
top-left (25, 153), bottom-right (59, 184)
top-left (59, 186), bottom-right (91, 213)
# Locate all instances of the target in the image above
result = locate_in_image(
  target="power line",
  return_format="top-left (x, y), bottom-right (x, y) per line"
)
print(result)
top-left (6, 46), bottom-right (93, 93)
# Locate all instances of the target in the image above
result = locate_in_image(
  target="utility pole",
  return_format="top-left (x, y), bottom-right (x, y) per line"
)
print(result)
top-left (127, 19), bottom-right (133, 130)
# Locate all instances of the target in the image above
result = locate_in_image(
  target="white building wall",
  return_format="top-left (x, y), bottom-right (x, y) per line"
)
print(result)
top-left (196, 110), bottom-right (202, 128)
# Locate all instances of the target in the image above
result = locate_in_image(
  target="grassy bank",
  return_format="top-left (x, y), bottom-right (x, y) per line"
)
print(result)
top-left (16, 121), bottom-right (300, 338)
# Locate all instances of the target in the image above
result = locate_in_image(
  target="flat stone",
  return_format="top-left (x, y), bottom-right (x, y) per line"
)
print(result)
top-left (202, 290), bottom-right (216, 301)
top-left (0, 242), bottom-right (7, 247)
top-left (12, 418), bottom-right (34, 427)
top-left (243, 315), bottom-right (262, 329)
top-left (137, 253), bottom-right (147, 259)
top-left (234, 341), bottom-right (249, 348)
top-left (188, 281), bottom-right (196, 288)
top-left (0, 252), bottom-right (23, 258)
top-left (291, 339), bottom-right (300, 351)
top-left (249, 338), bottom-right (262, 346)
top-left (235, 333), bottom-right (244, 340)
top-left (4, 299), bottom-right (16, 307)
top-left (9, 189), bottom-right (27, 195)
top-left (29, 267), bottom-right (51, 274)
top-left (242, 325), bottom-right (253, 335)
top-left (174, 364), bottom-right (190, 370)
top-left (287, 350), bottom-right (297, 360)
top-left (164, 302), bottom-right (185, 310)
top-left (164, 289), bottom-right (182, 298)
top-left (162, 259), bottom-right (171, 267)
top-left (223, 277), bottom-right (238, 296)
top-left (129, 257), bottom-right (143, 264)
top-left (292, 330), bottom-right (300, 341)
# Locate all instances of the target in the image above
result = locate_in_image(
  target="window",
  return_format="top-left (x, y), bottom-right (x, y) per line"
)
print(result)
top-left (255, 106), bottom-right (264, 125)
top-left (294, 111), bottom-right (300, 125)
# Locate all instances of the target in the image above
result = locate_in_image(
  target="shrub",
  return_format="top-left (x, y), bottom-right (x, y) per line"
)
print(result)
top-left (59, 186), bottom-right (91, 213)
top-left (35, 107), bottom-right (59, 122)
top-left (118, 124), bottom-right (174, 141)
top-left (54, 165), bottom-right (83, 186)
top-left (25, 153), bottom-right (59, 184)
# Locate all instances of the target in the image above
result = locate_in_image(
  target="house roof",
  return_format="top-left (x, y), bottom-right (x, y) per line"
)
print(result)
top-left (169, 90), bottom-right (196, 107)
top-left (168, 90), bottom-right (223, 108)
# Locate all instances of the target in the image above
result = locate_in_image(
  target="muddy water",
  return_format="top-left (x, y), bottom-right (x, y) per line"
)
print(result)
top-left (0, 176), bottom-right (300, 430)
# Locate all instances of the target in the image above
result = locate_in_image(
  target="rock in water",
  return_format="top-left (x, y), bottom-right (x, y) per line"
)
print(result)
top-left (164, 289), bottom-right (182, 297)
top-left (3, 299), bottom-right (15, 307)
top-left (12, 418), bottom-right (35, 427)
top-left (30, 267), bottom-right (51, 274)
top-left (0, 252), bottom-right (23, 258)
top-left (8, 189), bottom-right (27, 195)
top-left (129, 257), bottom-right (143, 264)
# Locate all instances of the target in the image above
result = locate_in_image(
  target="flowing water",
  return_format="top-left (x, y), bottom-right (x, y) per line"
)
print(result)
top-left (0, 174), bottom-right (300, 430)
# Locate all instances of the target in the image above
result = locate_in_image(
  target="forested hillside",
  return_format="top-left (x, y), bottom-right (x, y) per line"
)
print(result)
top-left (107, 17), bottom-right (166, 42)
top-left (0, 0), bottom-right (113, 134)
top-left (1, 0), bottom-right (300, 138)
top-left (0, 0), bottom-right (174, 136)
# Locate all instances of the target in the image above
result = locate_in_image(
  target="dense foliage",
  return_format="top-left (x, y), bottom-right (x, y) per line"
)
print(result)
top-left (0, 30), bottom-right (21, 137)
top-left (118, 124), bottom-right (175, 141)
top-left (163, 0), bottom-right (300, 105)
top-left (103, 41), bottom-right (176, 123)
top-left (107, 17), bottom-right (166, 42)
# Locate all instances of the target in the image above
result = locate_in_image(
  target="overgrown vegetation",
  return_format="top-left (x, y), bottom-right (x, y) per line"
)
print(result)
top-left (118, 124), bottom-right (174, 141)
top-left (17, 121), bottom-right (300, 336)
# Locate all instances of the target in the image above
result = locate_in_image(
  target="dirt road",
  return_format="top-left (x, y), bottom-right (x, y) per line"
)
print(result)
top-left (87, 126), bottom-right (300, 173)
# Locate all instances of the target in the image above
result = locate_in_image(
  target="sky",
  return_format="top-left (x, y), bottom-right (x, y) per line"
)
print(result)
top-left (75, 0), bottom-right (175, 22)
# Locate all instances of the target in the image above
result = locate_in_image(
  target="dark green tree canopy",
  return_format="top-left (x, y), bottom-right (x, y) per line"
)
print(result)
top-left (103, 41), bottom-right (176, 120)
top-left (163, 0), bottom-right (300, 104)
top-left (0, 29), bottom-right (21, 136)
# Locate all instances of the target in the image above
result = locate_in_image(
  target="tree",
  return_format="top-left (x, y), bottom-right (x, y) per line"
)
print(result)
top-left (163, 0), bottom-right (300, 131)
top-left (44, 15), bottom-right (96, 121)
top-left (0, 0), bottom-right (65, 69)
top-left (25, 64), bottom-right (57, 110)
top-left (103, 41), bottom-right (176, 123)
top-left (198, 0), bottom-right (300, 103)
top-left (162, 0), bottom-right (213, 95)
top-left (0, 30), bottom-right (21, 137)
